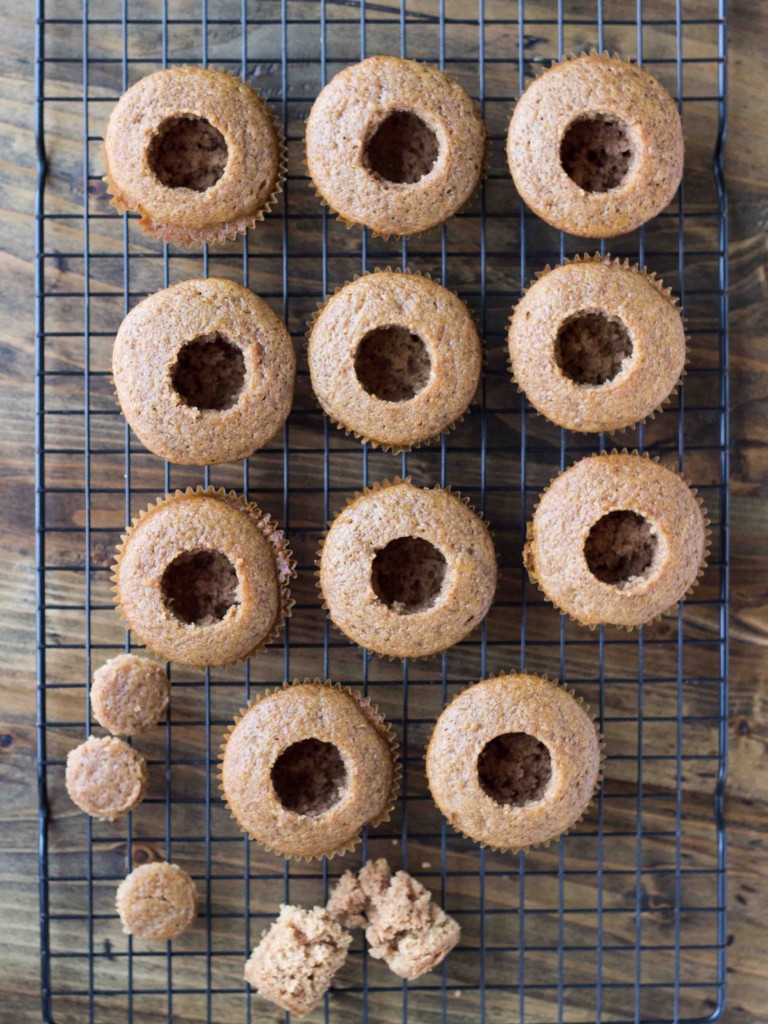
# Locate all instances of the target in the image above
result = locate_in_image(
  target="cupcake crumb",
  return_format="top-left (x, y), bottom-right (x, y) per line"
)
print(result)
top-left (244, 905), bottom-right (351, 1017)
top-left (327, 859), bottom-right (460, 980)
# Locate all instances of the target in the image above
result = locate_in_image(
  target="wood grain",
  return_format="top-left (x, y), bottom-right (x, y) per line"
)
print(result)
top-left (0, 1), bottom-right (766, 1022)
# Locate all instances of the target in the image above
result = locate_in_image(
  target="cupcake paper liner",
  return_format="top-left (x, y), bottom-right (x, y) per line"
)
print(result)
top-left (306, 267), bottom-right (484, 454)
top-left (507, 253), bottom-right (689, 435)
top-left (111, 486), bottom-right (295, 667)
top-left (104, 69), bottom-right (286, 248)
top-left (426, 672), bottom-right (606, 855)
top-left (522, 449), bottom-right (712, 633)
top-left (218, 679), bottom-right (401, 862)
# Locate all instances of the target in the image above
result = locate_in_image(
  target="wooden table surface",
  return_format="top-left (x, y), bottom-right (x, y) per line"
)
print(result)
top-left (1, 1), bottom-right (766, 1022)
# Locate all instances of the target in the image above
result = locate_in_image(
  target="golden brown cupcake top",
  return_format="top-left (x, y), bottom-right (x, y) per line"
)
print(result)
top-left (306, 56), bottom-right (486, 237)
top-left (220, 681), bottom-right (398, 860)
top-left (308, 270), bottom-right (481, 452)
top-left (244, 905), bottom-right (352, 1017)
top-left (91, 654), bottom-right (170, 736)
top-left (426, 674), bottom-right (602, 851)
top-left (507, 53), bottom-right (683, 238)
top-left (524, 452), bottom-right (709, 629)
top-left (509, 256), bottom-right (686, 433)
top-left (116, 862), bottom-right (198, 941)
top-left (318, 479), bottom-right (497, 660)
top-left (65, 735), bottom-right (148, 821)
top-left (104, 66), bottom-right (284, 246)
top-left (113, 488), bottom-right (293, 668)
top-left (113, 278), bottom-right (295, 466)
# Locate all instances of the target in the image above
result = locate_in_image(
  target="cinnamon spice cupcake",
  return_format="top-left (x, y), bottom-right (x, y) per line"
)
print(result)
top-left (91, 654), bottom-right (170, 736)
top-left (116, 862), bottom-right (198, 941)
top-left (524, 452), bottom-right (709, 629)
top-left (306, 56), bottom-right (486, 237)
top-left (507, 53), bottom-right (683, 238)
top-left (112, 488), bottom-right (294, 667)
top-left (308, 270), bottom-right (482, 452)
top-left (220, 681), bottom-right (399, 860)
top-left (104, 66), bottom-right (284, 246)
top-left (318, 479), bottom-right (497, 659)
top-left (65, 736), bottom-right (148, 821)
top-left (426, 674), bottom-right (602, 851)
top-left (113, 279), bottom-right (295, 465)
top-left (508, 256), bottom-right (686, 432)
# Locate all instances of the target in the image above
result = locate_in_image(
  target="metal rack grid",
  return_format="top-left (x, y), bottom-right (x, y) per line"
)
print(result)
top-left (34, 1), bottom-right (729, 1022)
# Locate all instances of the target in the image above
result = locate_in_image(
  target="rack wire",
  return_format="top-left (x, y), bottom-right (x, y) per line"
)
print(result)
top-left (34, 1), bottom-right (729, 1022)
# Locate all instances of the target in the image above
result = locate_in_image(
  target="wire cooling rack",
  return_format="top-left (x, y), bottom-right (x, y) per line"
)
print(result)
top-left (34, 1), bottom-right (729, 1022)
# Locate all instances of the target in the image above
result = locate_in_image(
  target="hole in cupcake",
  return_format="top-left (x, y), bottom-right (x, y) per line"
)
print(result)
top-left (584, 510), bottom-right (659, 587)
top-left (271, 738), bottom-right (347, 816)
top-left (363, 110), bottom-right (439, 184)
top-left (148, 115), bottom-right (228, 192)
top-left (555, 311), bottom-right (633, 386)
top-left (477, 732), bottom-right (553, 807)
top-left (161, 549), bottom-right (239, 625)
top-left (371, 536), bottom-right (447, 614)
top-left (560, 114), bottom-right (633, 192)
top-left (171, 333), bottom-right (246, 411)
top-left (354, 325), bottom-right (432, 402)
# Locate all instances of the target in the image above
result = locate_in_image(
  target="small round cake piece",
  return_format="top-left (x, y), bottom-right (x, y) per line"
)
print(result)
top-left (318, 479), bottom-right (497, 659)
top-left (116, 862), bottom-right (197, 941)
top-left (113, 488), bottom-right (294, 668)
top-left (104, 66), bottom-right (284, 246)
top-left (308, 270), bottom-right (482, 453)
top-left (508, 256), bottom-right (686, 433)
top-left (524, 452), bottom-right (709, 629)
top-left (426, 674), bottom-right (602, 851)
top-left (91, 654), bottom-right (170, 736)
top-left (507, 53), bottom-right (684, 238)
top-left (306, 56), bottom-right (486, 237)
top-left (220, 681), bottom-right (399, 860)
top-left (113, 279), bottom-right (295, 465)
top-left (66, 736), bottom-right (148, 821)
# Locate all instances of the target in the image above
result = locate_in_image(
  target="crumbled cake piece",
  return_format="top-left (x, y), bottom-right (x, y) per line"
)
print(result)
top-left (244, 904), bottom-right (352, 1017)
top-left (326, 869), bottom-right (368, 929)
top-left (327, 859), bottom-right (460, 980)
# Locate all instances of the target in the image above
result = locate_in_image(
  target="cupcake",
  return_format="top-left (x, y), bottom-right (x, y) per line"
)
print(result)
top-left (507, 53), bottom-right (683, 238)
top-left (524, 451), bottom-right (709, 629)
top-left (426, 674), bottom-right (602, 851)
top-left (244, 905), bottom-right (352, 1017)
top-left (104, 66), bottom-right (284, 246)
top-left (508, 255), bottom-right (686, 433)
top-left (112, 488), bottom-right (294, 668)
top-left (65, 736), bottom-right (148, 821)
top-left (116, 862), bottom-right (198, 941)
top-left (308, 270), bottom-right (482, 453)
top-left (306, 56), bottom-right (486, 237)
top-left (220, 681), bottom-right (399, 860)
top-left (113, 279), bottom-right (295, 465)
top-left (327, 859), bottom-right (460, 980)
top-left (91, 654), bottom-right (170, 736)
top-left (318, 479), bottom-right (497, 660)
